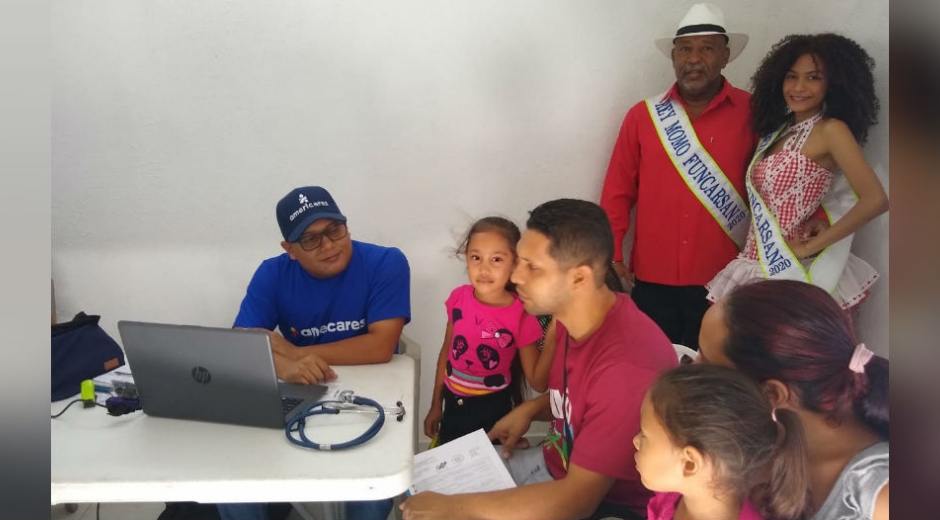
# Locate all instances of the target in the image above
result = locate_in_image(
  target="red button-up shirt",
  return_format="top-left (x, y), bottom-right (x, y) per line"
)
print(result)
top-left (600, 78), bottom-right (757, 287)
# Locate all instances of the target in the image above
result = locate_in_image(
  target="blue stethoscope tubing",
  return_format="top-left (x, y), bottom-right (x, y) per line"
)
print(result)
top-left (285, 394), bottom-right (390, 450)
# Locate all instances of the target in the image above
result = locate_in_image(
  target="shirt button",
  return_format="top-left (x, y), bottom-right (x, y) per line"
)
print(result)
top-left (682, 240), bottom-right (689, 245)
top-left (683, 213), bottom-right (689, 218)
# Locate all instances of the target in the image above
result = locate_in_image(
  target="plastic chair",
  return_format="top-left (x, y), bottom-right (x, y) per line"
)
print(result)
top-left (396, 333), bottom-right (421, 454)
top-left (673, 344), bottom-right (698, 364)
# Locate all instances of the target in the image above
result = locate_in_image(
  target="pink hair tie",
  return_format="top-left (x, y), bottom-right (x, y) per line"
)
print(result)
top-left (848, 343), bottom-right (874, 374)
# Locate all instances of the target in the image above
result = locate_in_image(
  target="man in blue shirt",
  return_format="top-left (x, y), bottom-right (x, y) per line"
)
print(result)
top-left (219, 185), bottom-right (411, 520)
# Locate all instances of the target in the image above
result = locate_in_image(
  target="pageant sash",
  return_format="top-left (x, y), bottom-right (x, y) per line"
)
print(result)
top-left (809, 173), bottom-right (857, 291)
top-left (646, 93), bottom-right (749, 249)
top-left (746, 127), bottom-right (805, 281)
top-left (746, 124), bottom-right (857, 292)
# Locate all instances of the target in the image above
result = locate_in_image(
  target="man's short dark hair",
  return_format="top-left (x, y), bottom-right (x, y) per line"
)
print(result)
top-left (526, 199), bottom-right (614, 286)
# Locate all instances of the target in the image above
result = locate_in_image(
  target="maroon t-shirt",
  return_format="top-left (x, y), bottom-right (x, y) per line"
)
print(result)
top-left (542, 293), bottom-right (677, 515)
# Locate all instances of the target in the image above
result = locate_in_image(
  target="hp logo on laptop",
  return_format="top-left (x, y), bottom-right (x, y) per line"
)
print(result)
top-left (191, 366), bottom-right (212, 384)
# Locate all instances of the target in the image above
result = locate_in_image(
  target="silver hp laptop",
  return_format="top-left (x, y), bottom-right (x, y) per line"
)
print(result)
top-left (117, 321), bottom-right (328, 429)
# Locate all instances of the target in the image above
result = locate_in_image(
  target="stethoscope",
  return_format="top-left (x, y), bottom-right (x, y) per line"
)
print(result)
top-left (284, 390), bottom-right (406, 451)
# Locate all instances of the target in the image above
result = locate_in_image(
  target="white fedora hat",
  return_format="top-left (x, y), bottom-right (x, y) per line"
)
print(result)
top-left (655, 3), bottom-right (749, 62)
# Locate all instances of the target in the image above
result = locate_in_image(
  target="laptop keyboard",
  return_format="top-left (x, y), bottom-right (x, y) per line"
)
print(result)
top-left (282, 396), bottom-right (304, 415)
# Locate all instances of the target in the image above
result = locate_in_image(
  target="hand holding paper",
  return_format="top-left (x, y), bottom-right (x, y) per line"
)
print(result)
top-left (408, 429), bottom-right (516, 496)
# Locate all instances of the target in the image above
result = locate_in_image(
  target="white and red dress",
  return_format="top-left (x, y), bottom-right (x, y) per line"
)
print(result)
top-left (706, 113), bottom-right (878, 309)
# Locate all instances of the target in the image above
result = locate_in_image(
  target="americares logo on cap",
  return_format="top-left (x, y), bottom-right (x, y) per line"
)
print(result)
top-left (276, 186), bottom-right (347, 242)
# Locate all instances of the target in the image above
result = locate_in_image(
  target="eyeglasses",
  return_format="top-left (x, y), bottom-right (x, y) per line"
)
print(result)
top-left (295, 222), bottom-right (348, 251)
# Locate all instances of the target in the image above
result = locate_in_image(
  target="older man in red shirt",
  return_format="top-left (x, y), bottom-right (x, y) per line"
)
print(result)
top-left (600, 3), bottom-right (755, 350)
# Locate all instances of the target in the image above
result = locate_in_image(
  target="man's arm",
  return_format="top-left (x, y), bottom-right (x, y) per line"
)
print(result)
top-left (235, 327), bottom-right (337, 384)
top-left (298, 317), bottom-right (406, 365)
top-left (233, 261), bottom-right (337, 383)
top-left (296, 247), bottom-right (412, 365)
top-left (599, 108), bottom-right (641, 264)
top-left (271, 349), bottom-right (336, 384)
top-left (401, 463), bottom-right (614, 520)
top-left (487, 394), bottom-right (551, 459)
top-left (242, 318), bottom-right (403, 379)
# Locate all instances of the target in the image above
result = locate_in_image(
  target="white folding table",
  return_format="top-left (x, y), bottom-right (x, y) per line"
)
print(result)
top-left (51, 355), bottom-right (416, 508)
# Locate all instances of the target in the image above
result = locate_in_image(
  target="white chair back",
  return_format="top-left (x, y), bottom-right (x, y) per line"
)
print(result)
top-left (672, 343), bottom-right (697, 364)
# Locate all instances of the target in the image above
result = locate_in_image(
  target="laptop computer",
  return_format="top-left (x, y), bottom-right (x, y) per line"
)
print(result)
top-left (117, 321), bottom-right (328, 429)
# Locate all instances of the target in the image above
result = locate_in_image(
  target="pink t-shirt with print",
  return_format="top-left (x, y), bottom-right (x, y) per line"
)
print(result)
top-left (647, 492), bottom-right (764, 520)
top-left (443, 285), bottom-right (542, 397)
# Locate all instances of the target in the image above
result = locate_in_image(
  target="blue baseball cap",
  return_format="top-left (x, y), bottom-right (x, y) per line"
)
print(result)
top-left (276, 186), bottom-right (347, 242)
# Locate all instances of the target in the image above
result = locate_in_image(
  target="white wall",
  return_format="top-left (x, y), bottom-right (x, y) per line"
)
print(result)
top-left (52, 0), bottom-right (889, 428)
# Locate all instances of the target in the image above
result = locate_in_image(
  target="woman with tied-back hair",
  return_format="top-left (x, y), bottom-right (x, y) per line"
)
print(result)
top-left (697, 279), bottom-right (888, 520)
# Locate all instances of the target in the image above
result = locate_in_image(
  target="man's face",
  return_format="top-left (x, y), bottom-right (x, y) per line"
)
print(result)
top-left (511, 229), bottom-right (570, 316)
top-left (671, 34), bottom-right (730, 100)
top-left (282, 218), bottom-right (353, 279)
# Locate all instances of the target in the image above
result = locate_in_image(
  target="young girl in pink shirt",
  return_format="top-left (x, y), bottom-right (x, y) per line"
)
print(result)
top-left (635, 364), bottom-right (810, 520)
top-left (423, 217), bottom-right (549, 445)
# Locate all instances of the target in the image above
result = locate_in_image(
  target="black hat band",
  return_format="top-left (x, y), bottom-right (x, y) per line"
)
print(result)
top-left (675, 24), bottom-right (726, 36)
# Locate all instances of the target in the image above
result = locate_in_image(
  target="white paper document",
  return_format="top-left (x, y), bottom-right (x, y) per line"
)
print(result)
top-left (409, 429), bottom-right (517, 495)
top-left (92, 365), bottom-right (135, 391)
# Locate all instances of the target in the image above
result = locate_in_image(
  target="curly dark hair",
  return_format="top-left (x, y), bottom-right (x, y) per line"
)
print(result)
top-left (750, 33), bottom-right (879, 145)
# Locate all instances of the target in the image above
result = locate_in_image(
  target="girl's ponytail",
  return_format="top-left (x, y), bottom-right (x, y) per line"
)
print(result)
top-left (759, 408), bottom-right (811, 520)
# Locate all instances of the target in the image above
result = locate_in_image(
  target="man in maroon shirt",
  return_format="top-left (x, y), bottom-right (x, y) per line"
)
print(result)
top-left (400, 199), bottom-right (677, 520)
top-left (600, 3), bottom-right (755, 350)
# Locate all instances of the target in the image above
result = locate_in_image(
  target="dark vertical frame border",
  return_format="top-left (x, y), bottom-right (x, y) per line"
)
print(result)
top-left (889, 1), bottom-right (940, 518)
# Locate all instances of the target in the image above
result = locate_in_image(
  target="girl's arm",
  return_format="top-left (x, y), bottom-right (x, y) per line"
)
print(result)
top-left (423, 319), bottom-right (453, 439)
top-left (519, 317), bottom-right (556, 393)
top-left (791, 119), bottom-right (889, 258)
